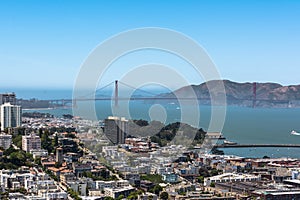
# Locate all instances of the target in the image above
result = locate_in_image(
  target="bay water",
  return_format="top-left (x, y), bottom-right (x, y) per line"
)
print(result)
top-left (19, 89), bottom-right (300, 158)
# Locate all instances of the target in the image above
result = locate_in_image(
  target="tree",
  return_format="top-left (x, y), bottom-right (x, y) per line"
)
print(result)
top-left (63, 114), bottom-right (73, 119)
top-left (41, 131), bottom-right (53, 153)
top-left (104, 197), bottom-right (114, 200)
top-left (10, 151), bottom-right (26, 166)
top-left (116, 195), bottom-right (124, 200)
top-left (3, 146), bottom-right (16, 156)
top-left (150, 185), bottom-right (162, 195)
top-left (133, 119), bottom-right (149, 126)
top-left (16, 127), bottom-right (25, 135)
top-left (199, 167), bottom-right (210, 177)
top-left (210, 182), bottom-right (215, 187)
top-left (67, 188), bottom-right (82, 200)
top-left (65, 133), bottom-right (76, 138)
top-left (160, 192), bottom-right (169, 200)
top-left (141, 174), bottom-right (164, 184)
top-left (127, 190), bottom-right (143, 200)
top-left (52, 134), bottom-right (59, 147)
top-left (197, 176), bottom-right (204, 184)
top-left (34, 157), bottom-right (41, 165)
top-left (38, 128), bottom-right (43, 138)
top-left (12, 134), bottom-right (22, 148)
top-left (210, 168), bottom-right (219, 176)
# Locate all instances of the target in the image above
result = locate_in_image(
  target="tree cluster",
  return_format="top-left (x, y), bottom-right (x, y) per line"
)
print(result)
top-left (0, 147), bottom-right (33, 169)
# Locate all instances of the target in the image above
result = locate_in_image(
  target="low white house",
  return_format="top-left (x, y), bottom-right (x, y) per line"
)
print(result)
top-left (204, 172), bottom-right (260, 186)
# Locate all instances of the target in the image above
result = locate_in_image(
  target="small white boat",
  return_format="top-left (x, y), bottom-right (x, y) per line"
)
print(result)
top-left (223, 140), bottom-right (237, 145)
top-left (291, 130), bottom-right (300, 136)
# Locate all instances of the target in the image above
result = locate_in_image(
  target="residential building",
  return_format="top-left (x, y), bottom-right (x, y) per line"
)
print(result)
top-left (95, 180), bottom-right (130, 191)
top-left (60, 172), bottom-right (76, 185)
top-left (0, 133), bottom-right (12, 149)
top-left (22, 134), bottom-right (41, 152)
top-left (96, 180), bottom-right (115, 190)
top-left (104, 186), bottom-right (135, 199)
top-left (162, 173), bottom-right (179, 183)
top-left (0, 103), bottom-right (21, 131)
top-left (89, 189), bottom-right (104, 197)
top-left (253, 189), bottom-right (300, 199)
top-left (104, 116), bottom-right (128, 144)
top-left (8, 193), bottom-right (26, 200)
top-left (72, 164), bottom-right (92, 177)
top-left (69, 181), bottom-right (87, 196)
top-left (204, 173), bottom-right (261, 186)
top-left (0, 93), bottom-right (16, 105)
top-left (29, 149), bottom-right (48, 159)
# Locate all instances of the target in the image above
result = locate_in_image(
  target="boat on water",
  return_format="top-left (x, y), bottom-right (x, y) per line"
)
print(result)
top-left (291, 130), bottom-right (300, 136)
top-left (223, 140), bottom-right (237, 145)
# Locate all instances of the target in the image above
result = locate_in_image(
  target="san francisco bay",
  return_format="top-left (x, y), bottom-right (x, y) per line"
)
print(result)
top-left (22, 89), bottom-right (300, 158)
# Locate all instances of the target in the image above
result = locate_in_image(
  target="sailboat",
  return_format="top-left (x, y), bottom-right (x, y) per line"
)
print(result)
top-left (291, 130), bottom-right (300, 136)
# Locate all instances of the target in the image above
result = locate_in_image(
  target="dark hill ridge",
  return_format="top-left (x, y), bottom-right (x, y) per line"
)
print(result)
top-left (158, 80), bottom-right (300, 108)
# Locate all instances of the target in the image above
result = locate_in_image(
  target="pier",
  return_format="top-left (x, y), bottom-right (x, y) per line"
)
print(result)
top-left (216, 144), bottom-right (300, 148)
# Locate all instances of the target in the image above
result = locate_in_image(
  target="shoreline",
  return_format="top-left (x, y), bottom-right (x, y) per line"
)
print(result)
top-left (22, 107), bottom-right (71, 111)
top-left (22, 108), bottom-right (56, 111)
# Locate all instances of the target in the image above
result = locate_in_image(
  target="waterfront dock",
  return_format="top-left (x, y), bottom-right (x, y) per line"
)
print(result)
top-left (216, 144), bottom-right (300, 148)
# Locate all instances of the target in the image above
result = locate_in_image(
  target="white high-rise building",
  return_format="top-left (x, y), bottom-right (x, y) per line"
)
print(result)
top-left (0, 103), bottom-right (21, 131)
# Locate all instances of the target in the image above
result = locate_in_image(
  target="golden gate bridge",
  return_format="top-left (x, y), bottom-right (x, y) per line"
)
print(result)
top-left (48, 81), bottom-right (290, 108)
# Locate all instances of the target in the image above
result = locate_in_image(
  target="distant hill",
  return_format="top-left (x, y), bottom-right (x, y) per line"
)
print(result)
top-left (17, 98), bottom-right (52, 109)
top-left (158, 80), bottom-right (300, 108)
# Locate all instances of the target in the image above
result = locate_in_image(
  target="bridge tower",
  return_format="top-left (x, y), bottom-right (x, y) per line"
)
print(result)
top-left (253, 82), bottom-right (257, 108)
top-left (115, 80), bottom-right (119, 107)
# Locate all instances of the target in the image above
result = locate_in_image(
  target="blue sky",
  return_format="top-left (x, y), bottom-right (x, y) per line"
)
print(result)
top-left (0, 0), bottom-right (299, 89)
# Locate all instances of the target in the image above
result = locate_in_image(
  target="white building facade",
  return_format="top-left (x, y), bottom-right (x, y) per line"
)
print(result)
top-left (0, 103), bottom-right (21, 131)
top-left (22, 134), bottom-right (41, 152)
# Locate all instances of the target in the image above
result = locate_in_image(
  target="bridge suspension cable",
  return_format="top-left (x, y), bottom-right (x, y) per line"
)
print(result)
top-left (118, 81), bottom-right (158, 97)
top-left (75, 81), bottom-right (115, 99)
top-left (95, 81), bottom-right (115, 95)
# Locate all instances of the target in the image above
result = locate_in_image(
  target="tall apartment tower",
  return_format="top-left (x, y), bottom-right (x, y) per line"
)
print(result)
top-left (0, 93), bottom-right (16, 105)
top-left (0, 103), bottom-right (21, 131)
top-left (104, 116), bottom-right (128, 145)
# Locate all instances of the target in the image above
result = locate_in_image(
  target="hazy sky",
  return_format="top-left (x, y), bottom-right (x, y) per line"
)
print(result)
top-left (0, 0), bottom-right (299, 89)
